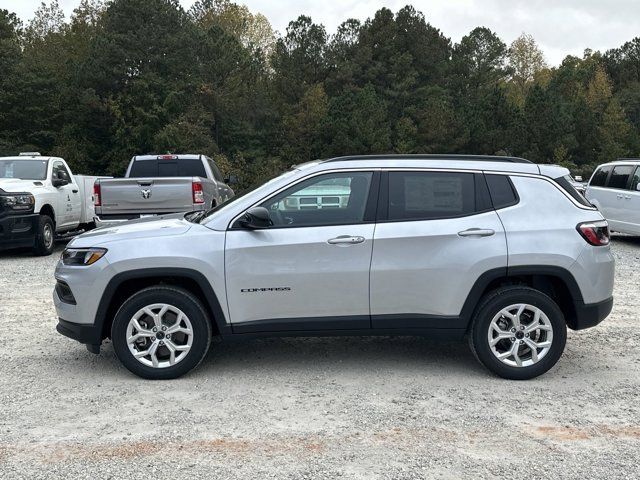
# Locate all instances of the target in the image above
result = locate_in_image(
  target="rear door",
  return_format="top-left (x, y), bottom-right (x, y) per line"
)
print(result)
top-left (369, 170), bottom-right (507, 329)
top-left (619, 166), bottom-right (640, 234)
top-left (224, 170), bottom-right (379, 332)
top-left (604, 165), bottom-right (635, 232)
top-left (586, 165), bottom-right (616, 221)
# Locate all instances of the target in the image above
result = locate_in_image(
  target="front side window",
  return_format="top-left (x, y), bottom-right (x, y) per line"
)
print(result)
top-left (589, 166), bottom-right (610, 187)
top-left (207, 159), bottom-right (223, 181)
top-left (388, 171), bottom-right (475, 221)
top-left (608, 165), bottom-right (634, 189)
top-left (52, 162), bottom-right (71, 182)
top-left (261, 172), bottom-right (373, 227)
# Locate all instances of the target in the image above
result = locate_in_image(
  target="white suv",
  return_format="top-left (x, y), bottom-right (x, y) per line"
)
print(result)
top-left (585, 159), bottom-right (640, 235)
top-left (54, 155), bottom-right (615, 380)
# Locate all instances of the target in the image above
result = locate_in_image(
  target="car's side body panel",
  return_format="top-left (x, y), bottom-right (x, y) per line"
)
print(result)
top-left (369, 210), bottom-right (507, 321)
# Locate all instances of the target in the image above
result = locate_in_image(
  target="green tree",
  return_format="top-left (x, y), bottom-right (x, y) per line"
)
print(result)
top-left (508, 33), bottom-right (547, 107)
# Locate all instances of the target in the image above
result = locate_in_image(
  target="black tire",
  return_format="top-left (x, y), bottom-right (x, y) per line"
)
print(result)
top-left (33, 215), bottom-right (54, 256)
top-left (469, 286), bottom-right (567, 380)
top-left (111, 286), bottom-right (212, 380)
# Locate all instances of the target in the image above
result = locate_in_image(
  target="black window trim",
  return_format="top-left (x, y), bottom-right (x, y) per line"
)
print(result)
top-left (376, 169), bottom-right (495, 223)
top-left (228, 170), bottom-right (381, 230)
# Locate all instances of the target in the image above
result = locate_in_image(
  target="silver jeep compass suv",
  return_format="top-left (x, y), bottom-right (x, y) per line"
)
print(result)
top-left (54, 155), bottom-right (614, 380)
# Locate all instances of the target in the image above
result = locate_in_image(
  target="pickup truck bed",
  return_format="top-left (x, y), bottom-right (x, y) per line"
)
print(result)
top-left (94, 154), bottom-right (234, 227)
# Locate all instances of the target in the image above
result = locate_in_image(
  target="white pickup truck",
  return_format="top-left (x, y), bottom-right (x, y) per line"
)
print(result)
top-left (0, 153), bottom-right (108, 256)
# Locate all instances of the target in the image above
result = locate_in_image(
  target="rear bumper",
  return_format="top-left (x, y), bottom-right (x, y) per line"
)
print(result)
top-left (0, 213), bottom-right (38, 251)
top-left (572, 296), bottom-right (613, 330)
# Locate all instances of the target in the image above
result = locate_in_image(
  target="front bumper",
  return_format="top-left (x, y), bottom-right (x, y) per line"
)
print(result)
top-left (56, 318), bottom-right (102, 353)
top-left (53, 255), bottom-right (115, 353)
top-left (572, 296), bottom-right (614, 330)
top-left (0, 213), bottom-right (38, 251)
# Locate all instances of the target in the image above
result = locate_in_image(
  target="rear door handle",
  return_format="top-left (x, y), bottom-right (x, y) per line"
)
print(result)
top-left (72, 189), bottom-right (78, 193)
top-left (624, 195), bottom-right (632, 200)
top-left (328, 235), bottom-right (365, 245)
top-left (617, 194), bottom-right (624, 199)
top-left (458, 228), bottom-right (495, 237)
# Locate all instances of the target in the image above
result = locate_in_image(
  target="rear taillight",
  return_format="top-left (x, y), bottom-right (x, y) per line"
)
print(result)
top-left (192, 181), bottom-right (204, 204)
top-left (93, 181), bottom-right (101, 206)
top-left (577, 221), bottom-right (610, 246)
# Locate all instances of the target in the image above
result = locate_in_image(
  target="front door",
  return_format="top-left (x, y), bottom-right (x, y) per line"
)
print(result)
top-left (52, 161), bottom-right (80, 229)
top-left (225, 171), bottom-right (378, 333)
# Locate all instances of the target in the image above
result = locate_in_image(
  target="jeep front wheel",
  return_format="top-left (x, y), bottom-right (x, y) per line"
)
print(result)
top-left (111, 286), bottom-right (212, 379)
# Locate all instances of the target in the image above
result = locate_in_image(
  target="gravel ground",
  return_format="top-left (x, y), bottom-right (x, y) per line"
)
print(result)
top-left (1, 236), bottom-right (639, 479)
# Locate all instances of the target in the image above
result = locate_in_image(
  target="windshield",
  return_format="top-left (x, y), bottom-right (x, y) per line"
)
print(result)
top-left (0, 159), bottom-right (48, 180)
top-left (191, 169), bottom-right (299, 224)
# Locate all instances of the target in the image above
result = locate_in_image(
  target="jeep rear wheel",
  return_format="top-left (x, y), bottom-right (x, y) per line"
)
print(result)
top-left (111, 286), bottom-right (212, 379)
top-left (469, 286), bottom-right (567, 380)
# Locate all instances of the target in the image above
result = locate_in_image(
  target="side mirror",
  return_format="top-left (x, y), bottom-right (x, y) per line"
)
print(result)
top-left (52, 171), bottom-right (69, 187)
top-left (574, 176), bottom-right (583, 182)
top-left (636, 183), bottom-right (640, 192)
top-left (238, 207), bottom-right (273, 229)
top-left (225, 174), bottom-right (239, 185)
top-left (52, 178), bottom-right (68, 187)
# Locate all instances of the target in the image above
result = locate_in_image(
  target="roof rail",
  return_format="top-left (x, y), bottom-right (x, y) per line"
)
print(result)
top-left (322, 154), bottom-right (532, 164)
top-left (19, 152), bottom-right (42, 156)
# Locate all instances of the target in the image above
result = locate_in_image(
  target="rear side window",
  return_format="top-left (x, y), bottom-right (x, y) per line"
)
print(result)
top-left (608, 165), bottom-right (633, 189)
top-left (485, 174), bottom-right (518, 209)
top-left (387, 171), bottom-right (476, 220)
top-left (589, 166), bottom-right (610, 187)
top-left (129, 158), bottom-right (207, 177)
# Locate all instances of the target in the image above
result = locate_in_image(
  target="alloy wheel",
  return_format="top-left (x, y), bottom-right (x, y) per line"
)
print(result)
top-left (487, 303), bottom-right (554, 368)
top-left (126, 303), bottom-right (193, 368)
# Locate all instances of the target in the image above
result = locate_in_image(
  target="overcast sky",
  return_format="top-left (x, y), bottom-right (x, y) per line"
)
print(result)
top-left (2, 0), bottom-right (639, 65)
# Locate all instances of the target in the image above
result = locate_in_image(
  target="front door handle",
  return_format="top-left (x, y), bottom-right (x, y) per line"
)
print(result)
top-left (328, 235), bottom-right (365, 245)
top-left (458, 228), bottom-right (495, 237)
top-left (72, 189), bottom-right (78, 193)
top-left (617, 194), bottom-right (624, 199)
top-left (624, 195), bottom-right (632, 200)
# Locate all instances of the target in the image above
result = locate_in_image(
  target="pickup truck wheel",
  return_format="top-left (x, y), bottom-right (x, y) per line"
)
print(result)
top-left (33, 215), bottom-right (54, 256)
top-left (469, 286), bottom-right (567, 380)
top-left (111, 286), bottom-right (212, 380)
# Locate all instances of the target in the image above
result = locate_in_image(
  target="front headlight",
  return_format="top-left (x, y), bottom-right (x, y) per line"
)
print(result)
top-left (61, 247), bottom-right (108, 266)
top-left (0, 193), bottom-right (35, 211)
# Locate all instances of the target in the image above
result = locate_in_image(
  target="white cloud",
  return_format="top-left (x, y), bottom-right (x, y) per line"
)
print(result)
top-left (2, 0), bottom-right (639, 65)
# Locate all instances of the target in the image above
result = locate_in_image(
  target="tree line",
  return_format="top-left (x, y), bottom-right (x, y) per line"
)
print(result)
top-left (1, 0), bottom-right (639, 189)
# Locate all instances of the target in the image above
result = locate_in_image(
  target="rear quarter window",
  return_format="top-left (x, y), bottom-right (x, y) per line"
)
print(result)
top-left (485, 174), bottom-right (518, 209)
top-left (554, 175), bottom-right (592, 207)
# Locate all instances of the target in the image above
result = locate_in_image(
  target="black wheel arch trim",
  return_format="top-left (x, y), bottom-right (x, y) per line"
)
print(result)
top-left (459, 265), bottom-right (605, 330)
top-left (94, 267), bottom-right (231, 341)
